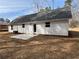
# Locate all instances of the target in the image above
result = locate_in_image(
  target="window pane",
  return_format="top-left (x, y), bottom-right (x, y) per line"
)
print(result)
top-left (45, 22), bottom-right (50, 27)
top-left (22, 24), bottom-right (25, 28)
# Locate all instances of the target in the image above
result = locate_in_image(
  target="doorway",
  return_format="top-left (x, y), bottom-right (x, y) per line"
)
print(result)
top-left (33, 24), bottom-right (36, 32)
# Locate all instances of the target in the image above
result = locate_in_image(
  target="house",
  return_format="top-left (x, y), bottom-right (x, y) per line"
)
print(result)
top-left (8, 8), bottom-right (72, 36)
top-left (0, 21), bottom-right (8, 31)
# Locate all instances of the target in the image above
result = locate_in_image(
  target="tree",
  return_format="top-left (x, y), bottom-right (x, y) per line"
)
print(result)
top-left (45, 7), bottom-right (51, 11)
top-left (39, 7), bottom-right (51, 12)
top-left (65, 0), bottom-right (72, 6)
top-left (64, 0), bottom-right (72, 10)
top-left (33, 0), bottom-right (52, 12)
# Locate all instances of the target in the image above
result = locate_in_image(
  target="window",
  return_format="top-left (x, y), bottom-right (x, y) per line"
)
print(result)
top-left (22, 24), bottom-right (25, 28)
top-left (45, 22), bottom-right (50, 27)
top-left (11, 25), bottom-right (13, 30)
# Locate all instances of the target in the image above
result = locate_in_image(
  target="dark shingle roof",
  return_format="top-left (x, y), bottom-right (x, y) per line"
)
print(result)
top-left (10, 8), bottom-right (72, 25)
top-left (32, 11), bottom-right (72, 21)
top-left (10, 13), bottom-right (37, 25)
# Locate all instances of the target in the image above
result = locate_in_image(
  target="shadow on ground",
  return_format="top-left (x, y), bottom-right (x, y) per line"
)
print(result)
top-left (69, 31), bottom-right (79, 38)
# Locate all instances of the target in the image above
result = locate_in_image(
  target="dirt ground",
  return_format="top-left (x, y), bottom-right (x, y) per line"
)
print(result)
top-left (69, 28), bottom-right (79, 32)
top-left (0, 29), bottom-right (79, 59)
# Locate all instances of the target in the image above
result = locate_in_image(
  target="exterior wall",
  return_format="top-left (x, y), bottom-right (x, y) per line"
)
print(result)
top-left (13, 25), bottom-right (18, 31)
top-left (8, 25), bottom-right (18, 32)
top-left (9, 21), bottom-right (69, 36)
top-left (17, 24), bottom-right (33, 34)
top-left (8, 24), bottom-right (33, 34)
top-left (8, 26), bottom-right (13, 32)
top-left (36, 22), bottom-right (69, 36)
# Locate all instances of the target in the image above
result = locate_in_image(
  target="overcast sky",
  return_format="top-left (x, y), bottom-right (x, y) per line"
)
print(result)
top-left (0, 0), bottom-right (65, 20)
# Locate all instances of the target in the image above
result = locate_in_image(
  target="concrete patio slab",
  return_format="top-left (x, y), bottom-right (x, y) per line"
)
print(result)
top-left (11, 34), bottom-right (37, 40)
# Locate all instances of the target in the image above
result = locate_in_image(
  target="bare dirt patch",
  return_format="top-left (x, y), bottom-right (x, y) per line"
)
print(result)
top-left (0, 30), bottom-right (79, 59)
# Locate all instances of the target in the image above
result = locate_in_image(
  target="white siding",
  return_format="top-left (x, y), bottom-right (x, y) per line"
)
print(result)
top-left (13, 25), bottom-right (18, 31)
top-left (9, 21), bottom-right (69, 36)
top-left (8, 25), bottom-right (18, 32)
top-left (17, 24), bottom-right (33, 34)
top-left (8, 26), bottom-right (13, 32)
top-left (36, 22), bottom-right (69, 36)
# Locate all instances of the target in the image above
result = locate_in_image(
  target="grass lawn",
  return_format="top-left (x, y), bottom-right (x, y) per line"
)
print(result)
top-left (0, 29), bottom-right (79, 59)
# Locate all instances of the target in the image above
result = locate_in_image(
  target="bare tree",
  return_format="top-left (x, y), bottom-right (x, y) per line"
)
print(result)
top-left (33, 0), bottom-right (52, 12)
top-left (65, 0), bottom-right (72, 6)
top-left (64, 0), bottom-right (72, 11)
top-left (51, 0), bottom-right (54, 10)
top-left (33, 0), bottom-right (40, 12)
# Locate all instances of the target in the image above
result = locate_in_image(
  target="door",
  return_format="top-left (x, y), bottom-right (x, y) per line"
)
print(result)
top-left (33, 24), bottom-right (36, 32)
